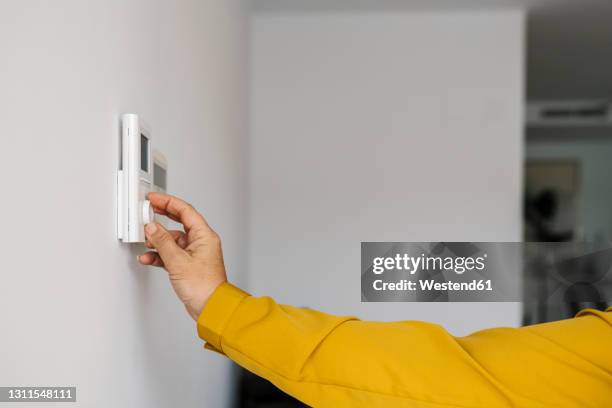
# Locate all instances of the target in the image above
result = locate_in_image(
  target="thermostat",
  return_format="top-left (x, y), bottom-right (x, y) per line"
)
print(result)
top-left (117, 114), bottom-right (155, 243)
top-left (152, 150), bottom-right (168, 193)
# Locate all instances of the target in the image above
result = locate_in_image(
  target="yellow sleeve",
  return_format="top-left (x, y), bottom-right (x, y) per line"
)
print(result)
top-left (197, 283), bottom-right (612, 408)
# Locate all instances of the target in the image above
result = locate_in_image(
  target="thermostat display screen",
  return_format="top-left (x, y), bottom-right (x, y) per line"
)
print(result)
top-left (140, 134), bottom-right (148, 172)
top-left (154, 163), bottom-right (167, 190)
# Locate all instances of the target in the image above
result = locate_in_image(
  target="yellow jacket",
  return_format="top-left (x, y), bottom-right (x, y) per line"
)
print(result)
top-left (197, 283), bottom-right (612, 407)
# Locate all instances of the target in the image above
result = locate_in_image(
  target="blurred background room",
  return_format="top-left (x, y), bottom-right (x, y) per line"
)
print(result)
top-left (242, 0), bottom-right (612, 406)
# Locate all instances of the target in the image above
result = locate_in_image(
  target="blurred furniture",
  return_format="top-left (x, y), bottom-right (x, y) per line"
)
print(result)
top-left (236, 368), bottom-right (307, 408)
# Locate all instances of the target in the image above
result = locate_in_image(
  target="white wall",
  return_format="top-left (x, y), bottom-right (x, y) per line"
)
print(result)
top-left (0, 1), bottom-right (247, 407)
top-left (249, 9), bottom-right (524, 335)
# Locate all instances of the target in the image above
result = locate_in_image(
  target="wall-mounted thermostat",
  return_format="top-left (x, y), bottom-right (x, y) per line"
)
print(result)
top-left (151, 149), bottom-right (169, 228)
top-left (117, 114), bottom-right (156, 243)
top-left (152, 150), bottom-right (168, 193)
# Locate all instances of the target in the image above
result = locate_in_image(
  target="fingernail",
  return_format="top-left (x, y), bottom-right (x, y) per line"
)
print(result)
top-left (136, 255), bottom-right (141, 263)
top-left (145, 223), bottom-right (157, 235)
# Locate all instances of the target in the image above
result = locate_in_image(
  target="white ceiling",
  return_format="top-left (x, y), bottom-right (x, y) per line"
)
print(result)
top-left (251, 0), bottom-right (585, 13)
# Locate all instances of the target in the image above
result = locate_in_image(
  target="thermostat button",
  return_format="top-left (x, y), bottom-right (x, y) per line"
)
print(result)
top-left (142, 200), bottom-right (155, 224)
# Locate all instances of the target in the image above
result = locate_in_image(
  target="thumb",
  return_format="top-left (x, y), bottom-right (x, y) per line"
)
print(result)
top-left (145, 222), bottom-right (186, 267)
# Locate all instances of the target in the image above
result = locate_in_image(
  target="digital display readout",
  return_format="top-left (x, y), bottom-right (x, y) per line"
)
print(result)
top-left (140, 134), bottom-right (148, 172)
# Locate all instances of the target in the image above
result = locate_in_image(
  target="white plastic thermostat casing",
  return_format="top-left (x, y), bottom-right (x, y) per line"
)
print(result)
top-left (117, 114), bottom-right (153, 243)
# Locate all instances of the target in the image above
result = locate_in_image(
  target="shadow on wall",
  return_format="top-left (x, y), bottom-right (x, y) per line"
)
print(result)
top-left (120, 244), bottom-right (170, 404)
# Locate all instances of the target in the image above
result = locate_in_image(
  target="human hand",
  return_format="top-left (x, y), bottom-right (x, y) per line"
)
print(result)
top-left (137, 192), bottom-right (227, 321)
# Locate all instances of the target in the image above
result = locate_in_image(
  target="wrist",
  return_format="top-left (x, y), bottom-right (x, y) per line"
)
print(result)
top-left (188, 279), bottom-right (227, 321)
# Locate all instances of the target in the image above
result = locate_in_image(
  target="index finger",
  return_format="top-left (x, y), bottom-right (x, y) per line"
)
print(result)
top-left (147, 192), bottom-right (211, 233)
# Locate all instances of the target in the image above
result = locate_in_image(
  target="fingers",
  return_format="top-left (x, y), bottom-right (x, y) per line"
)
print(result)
top-left (145, 230), bottom-right (187, 249)
top-left (144, 222), bottom-right (188, 267)
top-left (147, 192), bottom-right (211, 234)
top-left (140, 229), bottom-right (187, 266)
top-left (137, 251), bottom-right (164, 267)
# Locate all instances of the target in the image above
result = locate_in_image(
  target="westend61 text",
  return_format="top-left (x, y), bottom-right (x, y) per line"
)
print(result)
top-left (373, 279), bottom-right (493, 292)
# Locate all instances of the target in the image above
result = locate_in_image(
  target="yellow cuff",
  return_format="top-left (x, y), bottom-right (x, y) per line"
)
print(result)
top-left (196, 282), bottom-right (250, 351)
